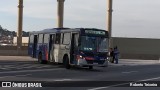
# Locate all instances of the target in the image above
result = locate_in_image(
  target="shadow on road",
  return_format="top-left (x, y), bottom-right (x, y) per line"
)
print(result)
top-left (67, 66), bottom-right (106, 72)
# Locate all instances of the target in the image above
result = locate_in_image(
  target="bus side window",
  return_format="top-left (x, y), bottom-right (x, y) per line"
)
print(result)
top-left (29, 35), bottom-right (34, 43)
top-left (62, 33), bottom-right (71, 45)
top-left (74, 33), bottom-right (79, 47)
top-left (55, 33), bottom-right (61, 44)
top-left (61, 33), bottom-right (64, 44)
top-left (44, 34), bottom-right (49, 43)
top-left (38, 34), bottom-right (44, 44)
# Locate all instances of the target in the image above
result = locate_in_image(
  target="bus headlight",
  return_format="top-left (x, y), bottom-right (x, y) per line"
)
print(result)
top-left (76, 55), bottom-right (83, 60)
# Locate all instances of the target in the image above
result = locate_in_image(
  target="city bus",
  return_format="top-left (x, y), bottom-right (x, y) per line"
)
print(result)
top-left (28, 28), bottom-right (109, 69)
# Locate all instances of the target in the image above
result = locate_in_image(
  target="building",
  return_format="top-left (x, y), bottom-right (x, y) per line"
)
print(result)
top-left (13, 37), bottom-right (29, 46)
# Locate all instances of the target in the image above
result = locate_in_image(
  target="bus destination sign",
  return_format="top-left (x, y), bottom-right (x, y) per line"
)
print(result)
top-left (85, 30), bottom-right (106, 35)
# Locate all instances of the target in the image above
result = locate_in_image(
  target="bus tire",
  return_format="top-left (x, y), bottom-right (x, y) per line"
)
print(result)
top-left (89, 66), bottom-right (93, 69)
top-left (38, 53), bottom-right (47, 64)
top-left (63, 56), bottom-right (70, 69)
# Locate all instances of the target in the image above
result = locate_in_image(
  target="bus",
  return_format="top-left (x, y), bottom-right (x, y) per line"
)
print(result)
top-left (28, 28), bottom-right (109, 69)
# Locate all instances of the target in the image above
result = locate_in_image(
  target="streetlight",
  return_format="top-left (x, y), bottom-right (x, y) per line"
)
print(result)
top-left (57, 0), bottom-right (65, 28)
top-left (17, 0), bottom-right (23, 53)
top-left (107, 0), bottom-right (113, 48)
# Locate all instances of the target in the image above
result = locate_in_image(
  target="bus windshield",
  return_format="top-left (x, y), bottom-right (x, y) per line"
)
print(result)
top-left (80, 36), bottom-right (108, 52)
top-left (97, 37), bottom-right (108, 52)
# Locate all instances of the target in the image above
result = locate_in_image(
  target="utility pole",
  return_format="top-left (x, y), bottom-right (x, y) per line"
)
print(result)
top-left (107, 0), bottom-right (113, 48)
top-left (57, 0), bottom-right (65, 28)
top-left (17, 0), bottom-right (23, 54)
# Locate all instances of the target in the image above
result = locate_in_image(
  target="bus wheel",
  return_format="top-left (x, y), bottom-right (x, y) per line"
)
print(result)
top-left (63, 56), bottom-right (70, 69)
top-left (89, 66), bottom-right (93, 69)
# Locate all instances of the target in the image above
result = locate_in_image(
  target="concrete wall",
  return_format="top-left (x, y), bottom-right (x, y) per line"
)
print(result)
top-left (113, 37), bottom-right (160, 60)
top-left (0, 46), bottom-right (28, 56)
top-left (1, 37), bottom-right (160, 59)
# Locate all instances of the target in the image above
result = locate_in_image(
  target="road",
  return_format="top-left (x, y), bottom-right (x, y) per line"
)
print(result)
top-left (0, 56), bottom-right (160, 90)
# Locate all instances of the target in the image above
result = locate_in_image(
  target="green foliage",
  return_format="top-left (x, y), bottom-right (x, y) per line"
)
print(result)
top-left (0, 25), bottom-right (29, 37)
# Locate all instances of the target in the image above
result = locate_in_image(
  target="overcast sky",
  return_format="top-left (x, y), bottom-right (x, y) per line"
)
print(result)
top-left (0, 0), bottom-right (160, 38)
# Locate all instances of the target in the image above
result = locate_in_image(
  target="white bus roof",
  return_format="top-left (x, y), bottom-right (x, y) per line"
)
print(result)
top-left (30, 28), bottom-right (79, 34)
top-left (29, 28), bottom-right (106, 35)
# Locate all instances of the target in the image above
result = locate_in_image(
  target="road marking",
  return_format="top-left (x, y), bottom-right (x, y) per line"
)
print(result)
top-left (15, 74), bottom-right (32, 77)
top-left (88, 76), bottom-right (160, 90)
top-left (0, 74), bottom-right (32, 78)
top-left (88, 82), bottom-right (131, 90)
top-left (0, 68), bottom-right (10, 70)
top-left (54, 79), bottom-right (72, 81)
top-left (139, 76), bottom-right (160, 81)
top-left (122, 71), bottom-right (138, 74)
top-left (0, 68), bottom-right (63, 74)
top-left (0, 64), bottom-right (59, 70)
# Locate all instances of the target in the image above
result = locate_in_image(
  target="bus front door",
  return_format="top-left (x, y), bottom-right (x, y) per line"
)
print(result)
top-left (70, 33), bottom-right (79, 64)
top-left (33, 35), bottom-right (38, 58)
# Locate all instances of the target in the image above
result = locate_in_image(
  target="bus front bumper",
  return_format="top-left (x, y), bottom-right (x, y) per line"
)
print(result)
top-left (77, 59), bottom-right (108, 67)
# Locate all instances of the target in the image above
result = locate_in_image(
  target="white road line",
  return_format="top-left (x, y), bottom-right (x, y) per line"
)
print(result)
top-left (0, 74), bottom-right (32, 78)
top-left (0, 68), bottom-right (63, 74)
top-left (88, 76), bottom-right (160, 90)
top-left (36, 65), bottom-right (54, 68)
top-left (46, 78), bottom-right (86, 82)
top-left (122, 71), bottom-right (138, 74)
top-left (88, 82), bottom-right (131, 90)
top-left (54, 79), bottom-right (72, 81)
top-left (16, 64), bottom-right (51, 69)
top-left (0, 68), bottom-right (10, 70)
top-left (139, 76), bottom-right (160, 81)
top-left (0, 64), bottom-right (59, 70)
top-left (15, 74), bottom-right (32, 77)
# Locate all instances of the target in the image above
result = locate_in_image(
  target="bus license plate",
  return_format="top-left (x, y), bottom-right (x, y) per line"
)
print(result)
top-left (100, 58), bottom-right (105, 60)
top-left (93, 63), bottom-right (98, 65)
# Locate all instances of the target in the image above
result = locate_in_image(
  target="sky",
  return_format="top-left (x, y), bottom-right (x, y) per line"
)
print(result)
top-left (0, 0), bottom-right (160, 38)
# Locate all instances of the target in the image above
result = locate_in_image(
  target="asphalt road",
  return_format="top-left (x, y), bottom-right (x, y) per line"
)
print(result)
top-left (0, 57), bottom-right (160, 90)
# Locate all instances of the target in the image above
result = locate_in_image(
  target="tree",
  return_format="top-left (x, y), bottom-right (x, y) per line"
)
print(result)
top-left (0, 25), bottom-right (2, 30)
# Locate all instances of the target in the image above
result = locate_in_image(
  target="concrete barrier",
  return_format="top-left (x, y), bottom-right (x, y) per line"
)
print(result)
top-left (1, 37), bottom-right (160, 60)
top-left (119, 53), bottom-right (159, 60)
top-left (113, 37), bottom-right (160, 60)
top-left (0, 46), bottom-right (28, 56)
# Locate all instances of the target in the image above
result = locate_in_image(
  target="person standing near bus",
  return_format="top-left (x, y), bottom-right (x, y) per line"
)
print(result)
top-left (114, 46), bottom-right (119, 64)
top-left (109, 48), bottom-right (114, 63)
